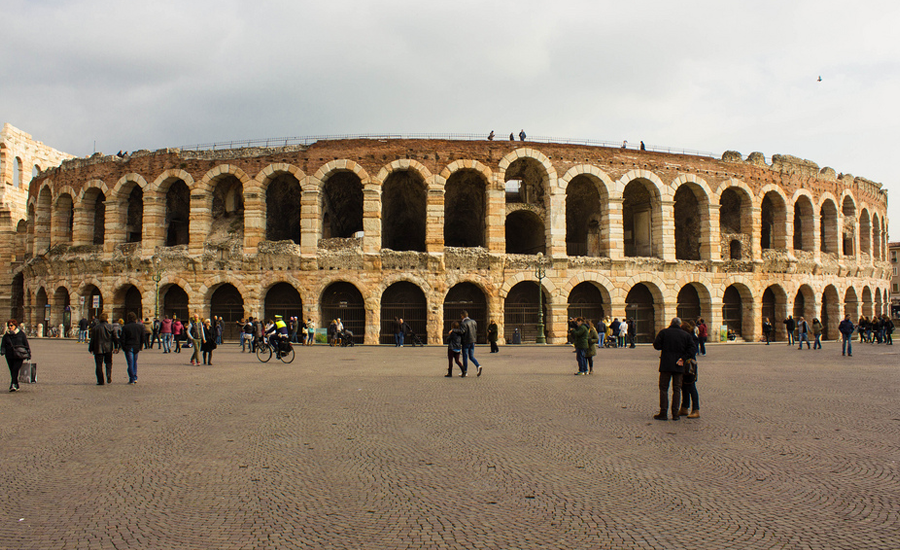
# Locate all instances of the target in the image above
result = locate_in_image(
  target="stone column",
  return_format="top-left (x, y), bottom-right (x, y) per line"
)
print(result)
top-left (606, 198), bottom-right (624, 260)
top-left (705, 203), bottom-right (721, 262)
top-left (71, 204), bottom-right (91, 246)
top-left (142, 195), bottom-right (166, 251)
top-left (365, 294), bottom-right (381, 346)
top-left (243, 189), bottom-right (265, 254)
top-left (750, 206), bottom-right (762, 261)
top-left (104, 200), bottom-right (126, 254)
top-left (547, 192), bottom-right (566, 258)
top-left (548, 302), bottom-right (568, 344)
top-left (425, 185), bottom-right (444, 254)
top-left (812, 211), bottom-right (821, 263)
top-left (659, 200), bottom-right (676, 262)
top-left (188, 193), bottom-right (210, 257)
top-left (485, 187), bottom-right (505, 254)
top-left (362, 186), bottom-right (381, 254)
top-left (300, 182), bottom-right (319, 258)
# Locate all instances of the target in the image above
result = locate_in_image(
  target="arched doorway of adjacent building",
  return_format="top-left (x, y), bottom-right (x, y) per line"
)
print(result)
top-left (504, 281), bottom-right (548, 344)
top-left (443, 283), bottom-right (488, 344)
top-left (625, 283), bottom-right (657, 343)
top-left (321, 282), bottom-right (365, 345)
top-left (264, 283), bottom-right (303, 326)
top-left (160, 284), bottom-right (189, 322)
top-left (567, 282), bottom-right (606, 325)
top-left (380, 282), bottom-right (427, 344)
top-left (210, 284), bottom-right (244, 341)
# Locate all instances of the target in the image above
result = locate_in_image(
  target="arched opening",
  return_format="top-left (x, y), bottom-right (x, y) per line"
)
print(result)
top-left (567, 282), bottom-right (606, 325)
top-left (793, 196), bottom-right (814, 252)
top-left (444, 170), bottom-right (486, 248)
top-left (83, 189), bottom-right (106, 245)
top-left (861, 287), bottom-right (873, 318)
top-left (872, 213), bottom-right (882, 260)
top-left (209, 175), bottom-right (244, 246)
top-left (382, 170), bottom-right (426, 252)
top-left (56, 193), bottom-right (75, 244)
top-left (762, 286), bottom-right (786, 341)
top-left (35, 287), bottom-right (49, 335)
top-left (821, 286), bottom-right (840, 340)
top-left (676, 285), bottom-right (701, 322)
top-left (81, 284), bottom-right (104, 322)
top-left (719, 187), bottom-right (751, 259)
top-left (674, 185), bottom-right (702, 260)
top-left (841, 197), bottom-right (856, 256)
top-left (35, 187), bottom-right (53, 252)
top-left (322, 171), bottom-right (364, 240)
top-left (380, 282), bottom-right (427, 344)
top-left (859, 210), bottom-right (871, 257)
top-left (165, 179), bottom-right (190, 246)
top-left (843, 287), bottom-right (859, 319)
top-left (623, 180), bottom-right (659, 258)
top-left (264, 282), bottom-right (303, 324)
top-left (161, 284), bottom-right (189, 322)
top-left (320, 282), bottom-right (365, 345)
top-left (565, 175), bottom-right (603, 257)
top-left (11, 273), bottom-right (24, 323)
top-left (15, 219), bottom-right (27, 261)
top-left (625, 283), bottom-right (656, 343)
top-left (504, 158), bottom-right (546, 207)
top-left (760, 191), bottom-right (785, 250)
top-left (504, 281), bottom-right (548, 343)
top-left (722, 285), bottom-right (743, 337)
top-left (52, 287), bottom-right (72, 334)
top-left (266, 174), bottom-right (301, 243)
top-left (113, 285), bottom-right (143, 324)
top-left (14, 157), bottom-right (22, 187)
top-left (210, 284), bottom-right (244, 341)
top-left (505, 210), bottom-right (545, 254)
top-left (443, 283), bottom-right (488, 343)
top-left (795, 285), bottom-right (816, 323)
top-left (729, 240), bottom-right (741, 260)
top-left (125, 185), bottom-right (143, 243)
top-left (793, 291), bottom-right (806, 321)
top-left (819, 199), bottom-right (838, 254)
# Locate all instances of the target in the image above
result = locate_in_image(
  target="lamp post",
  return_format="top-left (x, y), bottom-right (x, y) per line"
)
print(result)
top-left (534, 252), bottom-right (547, 344)
top-left (150, 257), bottom-right (164, 318)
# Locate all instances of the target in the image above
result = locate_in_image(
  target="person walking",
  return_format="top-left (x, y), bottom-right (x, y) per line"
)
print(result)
top-left (609, 318), bottom-right (621, 348)
top-left (201, 319), bottom-right (217, 365)
top-left (306, 318), bottom-right (315, 345)
top-left (839, 315), bottom-right (855, 357)
top-left (77, 317), bottom-right (89, 343)
top-left (89, 313), bottom-right (119, 385)
top-left (617, 318), bottom-right (628, 349)
top-left (797, 317), bottom-right (811, 350)
top-left (585, 320), bottom-right (599, 374)
top-left (172, 317), bottom-right (184, 353)
top-left (569, 318), bottom-right (589, 375)
top-left (121, 312), bottom-right (144, 385)
top-left (188, 314), bottom-right (204, 366)
top-left (518, 129), bottom-right (526, 141)
top-left (697, 319), bottom-right (708, 355)
top-left (783, 316), bottom-right (795, 345)
top-left (445, 321), bottom-right (465, 377)
top-left (160, 316), bottom-right (173, 353)
top-left (394, 317), bottom-right (405, 347)
top-left (460, 311), bottom-right (482, 377)
top-left (678, 320), bottom-right (700, 419)
top-left (240, 318), bottom-right (254, 352)
top-left (652, 317), bottom-right (695, 421)
top-left (812, 318), bottom-right (824, 350)
top-left (2, 319), bottom-right (31, 392)
top-left (884, 315), bottom-right (894, 345)
top-left (151, 317), bottom-right (161, 349)
top-left (488, 319), bottom-right (499, 353)
top-left (762, 317), bottom-right (774, 344)
top-left (627, 318), bottom-right (636, 348)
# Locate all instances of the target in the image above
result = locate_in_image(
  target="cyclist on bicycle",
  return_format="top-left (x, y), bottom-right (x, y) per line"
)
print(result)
top-left (266, 315), bottom-right (290, 354)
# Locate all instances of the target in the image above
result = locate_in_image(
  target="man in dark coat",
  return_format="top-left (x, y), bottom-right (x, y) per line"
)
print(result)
top-left (652, 317), bottom-right (695, 421)
top-left (121, 312), bottom-right (144, 384)
top-left (89, 312), bottom-right (119, 385)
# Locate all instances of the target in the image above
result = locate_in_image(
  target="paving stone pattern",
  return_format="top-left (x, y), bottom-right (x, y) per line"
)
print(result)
top-left (1, 340), bottom-right (897, 549)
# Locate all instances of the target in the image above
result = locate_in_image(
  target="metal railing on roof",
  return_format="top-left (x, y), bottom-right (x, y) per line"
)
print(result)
top-left (177, 133), bottom-right (716, 158)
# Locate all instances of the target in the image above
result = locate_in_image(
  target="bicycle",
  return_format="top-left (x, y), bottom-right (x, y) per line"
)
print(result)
top-left (256, 337), bottom-right (295, 364)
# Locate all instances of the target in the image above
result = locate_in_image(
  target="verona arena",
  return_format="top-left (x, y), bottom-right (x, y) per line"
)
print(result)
top-left (3, 136), bottom-right (892, 345)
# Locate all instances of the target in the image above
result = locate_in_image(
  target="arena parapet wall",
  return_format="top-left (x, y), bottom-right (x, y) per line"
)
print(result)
top-left (10, 139), bottom-right (892, 344)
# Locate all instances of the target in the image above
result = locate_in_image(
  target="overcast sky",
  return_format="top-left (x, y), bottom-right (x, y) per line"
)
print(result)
top-left (3, 0), bottom-right (898, 235)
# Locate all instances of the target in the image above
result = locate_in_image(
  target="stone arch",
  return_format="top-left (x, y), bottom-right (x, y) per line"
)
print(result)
top-left (443, 281), bottom-right (490, 344)
top-left (625, 281), bottom-right (664, 343)
top-left (818, 196), bottom-right (839, 255)
top-left (843, 286), bottom-right (859, 319)
top-left (762, 284), bottom-right (788, 341)
top-left (195, 164), bottom-right (253, 195)
top-left (503, 280), bottom-right (551, 343)
top-left (34, 184), bottom-right (53, 252)
top-left (380, 280), bottom-right (429, 344)
top-left (717, 180), bottom-right (754, 260)
top-left (263, 282), bottom-right (304, 324)
top-left (150, 169), bottom-right (195, 194)
top-left (505, 209), bottom-right (545, 255)
top-left (497, 148), bottom-right (557, 190)
top-left (671, 175), bottom-right (711, 261)
top-left (675, 281), bottom-right (712, 323)
top-left (51, 285), bottom-right (72, 333)
top-left (563, 168), bottom-right (610, 257)
top-left (619, 173), bottom-right (664, 258)
top-left (858, 208), bottom-right (872, 258)
top-left (111, 281), bottom-right (145, 323)
top-left (820, 284), bottom-right (841, 340)
top-left (259, 167), bottom-right (303, 244)
top-left (560, 273), bottom-right (614, 305)
top-left (872, 212), bottom-right (882, 260)
top-left (111, 173), bottom-right (148, 197)
top-left (205, 282), bottom-right (246, 333)
top-left (159, 282), bottom-right (190, 321)
top-left (792, 192), bottom-right (815, 252)
top-left (841, 194), bottom-right (857, 256)
top-left (443, 166), bottom-right (489, 248)
top-left (439, 159), bottom-right (494, 187)
top-left (319, 281), bottom-right (366, 345)
top-left (759, 186), bottom-right (788, 250)
top-left (860, 286), bottom-right (873, 318)
top-left (53, 189), bottom-right (76, 245)
top-left (793, 284), bottom-right (817, 323)
top-left (567, 281), bottom-right (610, 325)
top-left (164, 178), bottom-right (191, 247)
top-left (722, 282), bottom-right (753, 340)
top-left (380, 162), bottom-right (429, 252)
top-left (78, 181), bottom-right (108, 246)
top-left (320, 167), bottom-right (365, 241)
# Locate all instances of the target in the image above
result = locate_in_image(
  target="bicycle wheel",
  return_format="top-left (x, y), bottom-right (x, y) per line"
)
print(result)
top-left (279, 346), bottom-right (295, 364)
top-left (256, 343), bottom-right (272, 363)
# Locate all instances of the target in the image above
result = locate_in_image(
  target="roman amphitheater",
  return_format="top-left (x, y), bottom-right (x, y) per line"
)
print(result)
top-left (0, 124), bottom-right (891, 344)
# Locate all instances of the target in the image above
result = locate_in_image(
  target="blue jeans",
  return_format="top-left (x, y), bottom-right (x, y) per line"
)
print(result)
top-left (842, 335), bottom-right (852, 356)
top-left (575, 348), bottom-right (587, 373)
top-left (813, 334), bottom-right (821, 349)
top-left (598, 333), bottom-right (604, 348)
top-left (78, 329), bottom-right (88, 343)
top-left (395, 333), bottom-right (404, 347)
top-left (787, 331), bottom-right (794, 345)
top-left (798, 332), bottom-right (809, 349)
top-left (682, 381), bottom-right (699, 410)
top-left (462, 342), bottom-right (480, 371)
top-left (124, 348), bottom-right (138, 383)
top-left (162, 333), bottom-right (173, 353)
top-left (698, 337), bottom-right (707, 355)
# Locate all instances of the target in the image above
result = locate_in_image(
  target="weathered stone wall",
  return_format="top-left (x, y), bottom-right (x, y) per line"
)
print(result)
top-left (10, 138), bottom-right (893, 344)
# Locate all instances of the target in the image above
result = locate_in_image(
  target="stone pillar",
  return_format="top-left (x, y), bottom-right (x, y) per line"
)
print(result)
top-left (300, 183), bottom-right (319, 258)
top-left (143, 195), bottom-right (166, 251)
top-left (748, 299), bottom-right (762, 343)
top-left (609, 300), bottom-right (627, 323)
top-left (659, 200), bottom-right (676, 262)
top-left (427, 301), bottom-right (443, 346)
top-left (365, 294), bottom-right (380, 346)
top-left (547, 192), bottom-right (566, 258)
top-left (104, 200), bottom-right (126, 254)
top-left (362, 186), bottom-right (381, 254)
top-left (485, 187), bottom-right (505, 254)
top-left (705, 203), bottom-right (721, 262)
top-left (243, 189), bottom-right (265, 254)
top-left (71, 204), bottom-right (91, 246)
top-left (548, 302), bottom-right (568, 344)
top-left (606, 198), bottom-right (624, 260)
top-left (750, 207), bottom-right (762, 261)
top-left (425, 185), bottom-right (444, 254)
top-left (812, 211), bottom-right (821, 263)
top-left (188, 193), bottom-right (210, 257)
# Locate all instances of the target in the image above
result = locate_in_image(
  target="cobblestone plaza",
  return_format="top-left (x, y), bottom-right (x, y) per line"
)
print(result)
top-left (1, 340), bottom-right (897, 549)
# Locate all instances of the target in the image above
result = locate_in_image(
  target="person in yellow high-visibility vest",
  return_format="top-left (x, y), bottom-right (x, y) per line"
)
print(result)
top-left (266, 315), bottom-right (290, 354)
